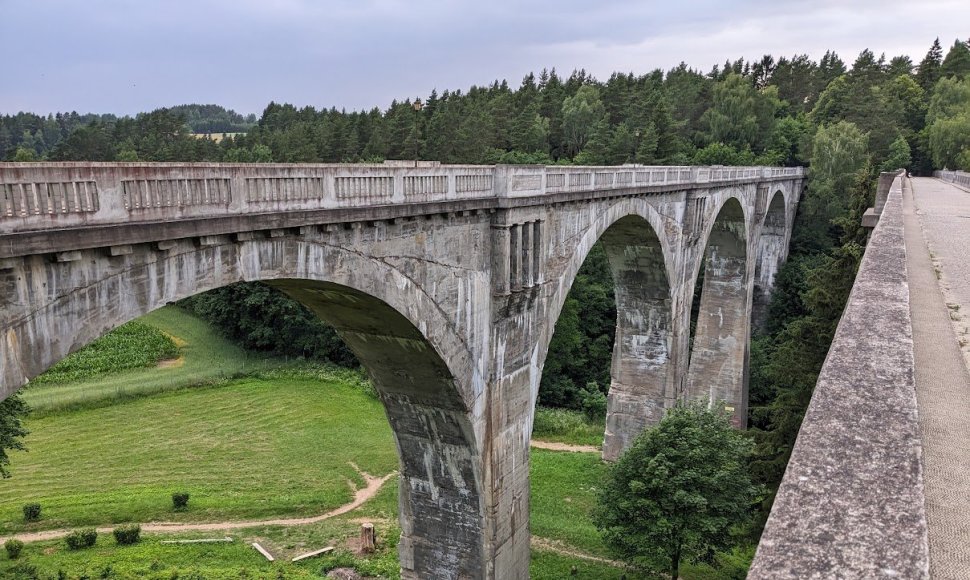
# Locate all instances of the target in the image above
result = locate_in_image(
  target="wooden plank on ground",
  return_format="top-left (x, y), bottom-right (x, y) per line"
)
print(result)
top-left (252, 541), bottom-right (275, 561)
top-left (292, 546), bottom-right (334, 562)
top-left (160, 537), bottom-right (233, 544)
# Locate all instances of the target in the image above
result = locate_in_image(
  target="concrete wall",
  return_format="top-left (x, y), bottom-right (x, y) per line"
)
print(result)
top-left (0, 162), bottom-right (804, 578)
top-left (750, 175), bottom-right (930, 579)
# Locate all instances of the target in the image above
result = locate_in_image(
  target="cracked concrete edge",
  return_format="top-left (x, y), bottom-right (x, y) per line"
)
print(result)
top-left (749, 176), bottom-right (930, 579)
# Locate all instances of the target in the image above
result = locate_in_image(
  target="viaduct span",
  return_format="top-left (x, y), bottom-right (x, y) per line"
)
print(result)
top-left (0, 161), bottom-right (803, 578)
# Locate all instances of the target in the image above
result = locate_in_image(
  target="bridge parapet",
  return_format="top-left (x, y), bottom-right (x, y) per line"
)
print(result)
top-left (0, 162), bottom-right (803, 235)
top-left (935, 169), bottom-right (970, 190)
top-left (750, 173), bottom-right (930, 579)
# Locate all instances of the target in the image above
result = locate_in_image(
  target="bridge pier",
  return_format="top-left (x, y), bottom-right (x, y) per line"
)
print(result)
top-left (600, 216), bottom-right (673, 461)
top-left (685, 198), bottom-right (752, 426)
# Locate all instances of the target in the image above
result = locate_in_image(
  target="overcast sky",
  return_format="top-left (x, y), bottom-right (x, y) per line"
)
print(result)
top-left (1, 0), bottom-right (968, 116)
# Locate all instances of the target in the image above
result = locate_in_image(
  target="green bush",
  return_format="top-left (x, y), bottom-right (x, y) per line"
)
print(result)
top-left (22, 503), bottom-right (41, 522)
top-left (579, 382), bottom-right (607, 420)
top-left (172, 491), bottom-right (190, 510)
top-left (112, 523), bottom-right (141, 545)
top-left (64, 528), bottom-right (97, 550)
top-left (4, 539), bottom-right (23, 559)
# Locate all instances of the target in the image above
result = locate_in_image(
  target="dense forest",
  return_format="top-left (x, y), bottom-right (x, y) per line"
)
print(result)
top-left (3, 38), bottom-right (970, 524)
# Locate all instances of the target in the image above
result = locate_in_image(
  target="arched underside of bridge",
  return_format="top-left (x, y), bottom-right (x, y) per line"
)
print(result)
top-left (0, 239), bottom-right (485, 579)
top-left (686, 196), bottom-right (750, 425)
top-left (535, 198), bottom-right (678, 461)
top-left (752, 191), bottom-right (788, 330)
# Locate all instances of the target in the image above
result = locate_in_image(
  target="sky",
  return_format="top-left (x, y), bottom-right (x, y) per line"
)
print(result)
top-left (1, 0), bottom-right (968, 116)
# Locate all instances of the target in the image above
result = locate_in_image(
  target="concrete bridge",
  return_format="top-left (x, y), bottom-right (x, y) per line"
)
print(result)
top-left (0, 161), bottom-right (803, 578)
top-left (751, 170), bottom-right (970, 580)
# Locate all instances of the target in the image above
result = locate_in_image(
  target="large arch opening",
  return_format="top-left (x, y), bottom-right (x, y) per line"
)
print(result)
top-left (536, 202), bottom-right (674, 462)
top-left (752, 191), bottom-right (788, 330)
top-left (686, 197), bottom-right (750, 427)
top-left (0, 239), bottom-right (484, 579)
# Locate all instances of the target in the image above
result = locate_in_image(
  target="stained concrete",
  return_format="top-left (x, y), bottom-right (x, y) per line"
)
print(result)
top-left (0, 162), bottom-right (803, 579)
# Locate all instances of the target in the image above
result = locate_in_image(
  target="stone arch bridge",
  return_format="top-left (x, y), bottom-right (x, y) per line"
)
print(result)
top-left (0, 161), bottom-right (803, 578)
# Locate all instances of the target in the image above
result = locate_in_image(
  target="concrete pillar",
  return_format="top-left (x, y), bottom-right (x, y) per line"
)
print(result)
top-left (510, 224), bottom-right (522, 292)
top-left (491, 224), bottom-right (512, 295)
top-left (532, 221), bottom-right (542, 285)
top-left (521, 222), bottom-right (533, 288)
top-left (600, 216), bottom-right (673, 460)
top-left (686, 203), bottom-right (749, 426)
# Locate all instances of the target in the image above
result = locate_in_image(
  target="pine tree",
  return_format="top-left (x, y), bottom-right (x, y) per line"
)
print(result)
top-left (915, 38), bottom-right (944, 91)
top-left (940, 38), bottom-right (970, 80)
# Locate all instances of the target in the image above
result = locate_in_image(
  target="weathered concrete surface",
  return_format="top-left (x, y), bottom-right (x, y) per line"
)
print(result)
top-left (0, 162), bottom-right (803, 578)
top-left (750, 175), bottom-right (930, 579)
top-left (907, 176), bottom-right (970, 577)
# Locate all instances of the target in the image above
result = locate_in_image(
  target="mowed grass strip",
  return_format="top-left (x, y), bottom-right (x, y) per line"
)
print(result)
top-left (22, 306), bottom-right (282, 414)
top-left (0, 376), bottom-right (397, 534)
top-left (529, 448), bottom-right (610, 557)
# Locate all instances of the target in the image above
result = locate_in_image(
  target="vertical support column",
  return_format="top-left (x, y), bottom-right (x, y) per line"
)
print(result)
top-left (686, 206), bottom-right (749, 427)
top-left (491, 223), bottom-right (512, 296)
top-left (532, 221), bottom-right (542, 286)
top-left (600, 217), bottom-right (673, 460)
top-left (510, 224), bottom-right (522, 292)
top-left (521, 222), bottom-right (533, 288)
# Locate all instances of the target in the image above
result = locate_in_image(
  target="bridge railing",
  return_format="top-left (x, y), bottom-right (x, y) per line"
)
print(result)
top-left (934, 169), bottom-right (970, 189)
top-left (0, 162), bottom-right (804, 234)
top-left (749, 172), bottom-right (930, 579)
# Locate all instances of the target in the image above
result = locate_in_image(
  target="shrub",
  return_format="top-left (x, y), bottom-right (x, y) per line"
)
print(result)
top-left (172, 492), bottom-right (190, 510)
top-left (22, 503), bottom-right (41, 522)
top-left (64, 528), bottom-right (97, 550)
top-left (112, 523), bottom-right (141, 545)
top-left (579, 382), bottom-right (607, 420)
top-left (4, 539), bottom-right (23, 559)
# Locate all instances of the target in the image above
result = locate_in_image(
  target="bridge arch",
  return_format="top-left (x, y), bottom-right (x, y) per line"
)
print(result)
top-left (752, 190), bottom-right (790, 329)
top-left (685, 194), bottom-right (750, 426)
top-left (537, 197), bottom-right (676, 460)
top-left (0, 237), bottom-right (484, 579)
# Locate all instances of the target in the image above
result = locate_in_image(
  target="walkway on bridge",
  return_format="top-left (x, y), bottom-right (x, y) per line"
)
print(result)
top-left (906, 176), bottom-right (970, 578)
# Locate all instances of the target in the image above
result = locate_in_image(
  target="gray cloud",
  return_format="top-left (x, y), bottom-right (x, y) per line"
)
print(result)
top-left (0, 0), bottom-right (967, 115)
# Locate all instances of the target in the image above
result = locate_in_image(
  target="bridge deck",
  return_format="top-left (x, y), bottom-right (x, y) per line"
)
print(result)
top-left (907, 177), bottom-right (970, 578)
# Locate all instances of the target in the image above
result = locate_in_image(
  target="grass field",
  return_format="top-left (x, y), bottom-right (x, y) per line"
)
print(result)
top-left (1, 373), bottom-right (397, 534)
top-left (22, 307), bottom-right (282, 415)
top-left (532, 407), bottom-right (605, 447)
top-left (0, 307), bottom-right (638, 577)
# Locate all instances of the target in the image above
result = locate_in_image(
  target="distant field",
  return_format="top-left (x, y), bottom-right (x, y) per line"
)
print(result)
top-left (189, 132), bottom-right (245, 143)
top-left (22, 306), bottom-right (282, 415)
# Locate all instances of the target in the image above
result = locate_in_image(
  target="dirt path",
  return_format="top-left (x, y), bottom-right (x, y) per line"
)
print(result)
top-left (2, 463), bottom-right (396, 545)
top-left (529, 439), bottom-right (600, 453)
top-left (530, 536), bottom-right (626, 568)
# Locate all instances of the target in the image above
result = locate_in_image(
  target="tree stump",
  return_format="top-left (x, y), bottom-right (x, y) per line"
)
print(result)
top-left (360, 522), bottom-right (376, 554)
